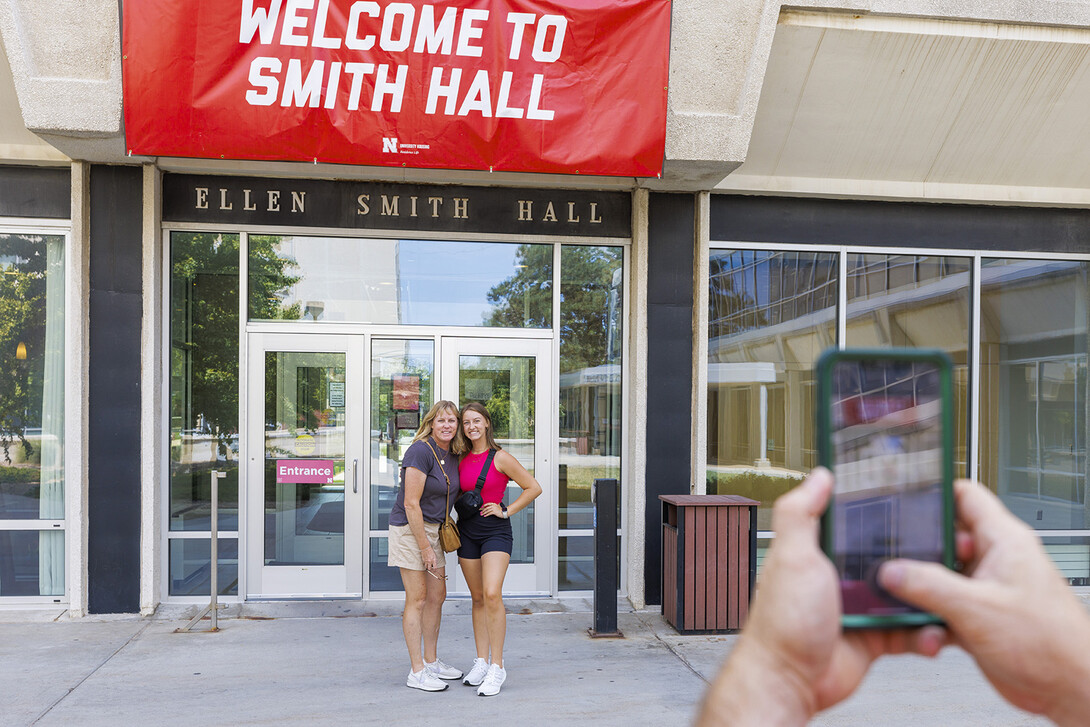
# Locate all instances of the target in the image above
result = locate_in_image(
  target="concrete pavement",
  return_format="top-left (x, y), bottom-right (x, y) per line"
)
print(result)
top-left (2, 599), bottom-right (1051, 726)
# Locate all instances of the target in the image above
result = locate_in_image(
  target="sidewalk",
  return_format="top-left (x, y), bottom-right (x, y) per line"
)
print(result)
top-left (3, 599), bottom-right (1050, 727)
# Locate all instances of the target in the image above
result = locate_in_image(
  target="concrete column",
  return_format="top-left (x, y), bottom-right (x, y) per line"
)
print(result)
top-left (691, 192), bottom-right (710, 493)
top-left (626, 188), bottom-right (649, 609)
top-left (140, 163), bottom-right (162, 615)
top-left (66, 161), bottom-right (90, 617)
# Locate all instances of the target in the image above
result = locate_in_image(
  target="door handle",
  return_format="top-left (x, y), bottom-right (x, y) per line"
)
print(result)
top-left (352, 458), bottom-right (358, 494)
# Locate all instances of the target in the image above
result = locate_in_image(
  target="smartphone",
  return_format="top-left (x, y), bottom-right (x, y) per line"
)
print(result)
top-left (816, 348), bottom-right (956, 628)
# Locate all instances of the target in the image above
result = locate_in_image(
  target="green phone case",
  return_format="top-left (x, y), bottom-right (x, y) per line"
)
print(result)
top-left (815, 347), bottom-right (957, 629)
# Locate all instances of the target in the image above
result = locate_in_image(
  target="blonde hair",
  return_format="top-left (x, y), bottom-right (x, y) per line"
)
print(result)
top-left (452, 401), bottom-right (502, 456)
top-left (412, 400), bottom-right (461, 444)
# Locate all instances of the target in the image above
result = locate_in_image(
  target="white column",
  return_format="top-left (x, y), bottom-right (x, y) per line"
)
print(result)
top-left (66, 162), bottom-right (90, 617)
top-left (625, 188), bottom-right (649, 610)
top-left (691, 192), bottom-right (709, 494)
top-left (140, 163), bottom-right (163, 615)
top-left (755, 384), bottom-right (771, 468)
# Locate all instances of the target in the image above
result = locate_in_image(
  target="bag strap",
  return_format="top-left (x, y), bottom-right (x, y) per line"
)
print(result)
top-left (423, 438), bottom-right (454, 515)
top-left (474, 450), bottom-right (497, 494)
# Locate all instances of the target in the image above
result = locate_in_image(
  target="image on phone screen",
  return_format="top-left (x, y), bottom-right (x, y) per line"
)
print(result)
top-left (828, 357), bottom-right (947, 618)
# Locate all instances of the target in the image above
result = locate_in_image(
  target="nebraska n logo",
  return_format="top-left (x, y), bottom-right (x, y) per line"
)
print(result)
top-left (382, 137), bottom-right (398, 153)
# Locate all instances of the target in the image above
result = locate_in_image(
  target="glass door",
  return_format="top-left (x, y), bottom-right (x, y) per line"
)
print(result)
top-left (245, 333), bottom-right (365, 597)
top-left (441, 337), bottom-right (552, 595)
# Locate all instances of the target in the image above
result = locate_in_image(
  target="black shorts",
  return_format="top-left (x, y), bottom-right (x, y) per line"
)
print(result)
top-left (457, 514), bottom-right (513, 558)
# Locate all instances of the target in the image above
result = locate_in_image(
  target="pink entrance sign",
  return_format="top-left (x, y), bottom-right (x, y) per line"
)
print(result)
top-left (276, 459), bottom-right (337, 485)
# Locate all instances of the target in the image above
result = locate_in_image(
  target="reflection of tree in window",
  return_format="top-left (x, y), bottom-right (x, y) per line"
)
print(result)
top-left (485, 244), bottom-right (553, 329)
top-left (172, 233), bottom-right (300, 457)
top-left (0, 235), bottom-right (47, 464)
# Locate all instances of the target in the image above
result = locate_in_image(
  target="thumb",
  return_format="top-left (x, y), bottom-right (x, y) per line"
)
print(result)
top-left (878, 559), bottom-right (976, 619)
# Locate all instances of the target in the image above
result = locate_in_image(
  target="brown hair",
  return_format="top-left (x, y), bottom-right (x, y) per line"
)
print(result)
top-left (411, 400), bottom-right (461, 445)
top-left (453, 401), bottom-right (502, 455)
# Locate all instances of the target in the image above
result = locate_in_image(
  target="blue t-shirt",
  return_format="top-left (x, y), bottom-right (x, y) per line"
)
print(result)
top-left (388, 438), bottom-right (460, 526)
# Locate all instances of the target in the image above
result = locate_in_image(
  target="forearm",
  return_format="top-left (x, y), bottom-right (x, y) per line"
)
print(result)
top-left (404, 504), bottom-right (429, 550)
top-left (505, 486), bottom-right (540, 517)
top-left (698, 638), bottom-right (814, 727)
top-left (1044, 607), bottom-right (1090, 727)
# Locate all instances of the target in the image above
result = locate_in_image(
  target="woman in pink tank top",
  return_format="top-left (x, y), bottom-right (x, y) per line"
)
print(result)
top-left (453, 401), bottom-right (542, 696)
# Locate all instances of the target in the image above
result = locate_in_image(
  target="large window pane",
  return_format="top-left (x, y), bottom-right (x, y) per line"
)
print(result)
top-left (458, 353), bottom-right (537, 564)
top-left (707, 250), bottom-right (837, 530)
top-left (170, 232), bottom-right (240, 532)
top-left (979, 259), bottom-right (1089, 533)
top-left (558, 246), bottom-right (623, 538)
top-left (168, 538), bottom-right (239, 596)
top-left (0, 232), bottom-right (64, 601)
top-left (0, 530), bottom-right (64, 597)
top-left (249, 237), bottom-right (552, 327)
top-left (558, 535), bottom-right (619, 591)
top-left (369, 339), bottom-right (434, 532)
top-left (263, 352), bottom-right (346, 566)
top-left (845, 253), bottom-right (971, 477)
top-left (0, 234), bottom-right (65, 521)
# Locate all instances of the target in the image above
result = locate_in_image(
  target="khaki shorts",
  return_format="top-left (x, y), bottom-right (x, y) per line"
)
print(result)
top-left (387, 522), bottom-right (443, 571)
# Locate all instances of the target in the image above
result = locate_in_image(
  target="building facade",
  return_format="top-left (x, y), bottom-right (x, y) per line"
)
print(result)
top-left (2, 0), bottom-right (1089, 614)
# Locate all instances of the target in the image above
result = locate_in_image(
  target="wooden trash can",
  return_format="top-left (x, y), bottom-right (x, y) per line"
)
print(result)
top-left (660, 494), bottom-right (758, 634)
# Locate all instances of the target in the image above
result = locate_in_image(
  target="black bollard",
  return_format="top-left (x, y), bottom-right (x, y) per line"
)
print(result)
top-left (590, 477), bottom-right (623, 638)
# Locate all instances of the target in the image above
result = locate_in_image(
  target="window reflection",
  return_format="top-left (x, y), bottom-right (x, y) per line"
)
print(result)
top-left (249, 237), bottom-right (552, 328)
top-left (846, 254), bottom-right (971, 477)
top-left (707, 250), bottom-right (837, 530)
top-left (369, 339), bottom-right (434, 534)
top-left (0, 233), bottom-right (65, 599)
top-left (170, 232), bottom-right (241, 532)
top-left (558, 246), bottom-right (623, 544)
top-left (979, 259), bottom-right (1089, 532)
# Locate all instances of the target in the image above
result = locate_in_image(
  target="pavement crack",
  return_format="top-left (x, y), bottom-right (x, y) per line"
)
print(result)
top-left (30, 620), bottom-right (153, 725)
top-left (635, 611), bottom-right (711, 685)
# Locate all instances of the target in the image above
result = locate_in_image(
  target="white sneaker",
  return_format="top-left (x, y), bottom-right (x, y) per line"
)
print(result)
top-left (406, 668), bottom-right (448, 692)
top-left (476, 663), bottom-right (506, 696)
top-left (463, 657), bottom-right (489, 686)
top-left (425, 658), bottom-right (464, 680)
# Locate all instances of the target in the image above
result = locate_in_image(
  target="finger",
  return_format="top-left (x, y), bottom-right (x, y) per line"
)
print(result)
top-left (771, 467), bottom-right (833, 548)
top-left (878, 559), bottom-right (978, 617)
top-left (955, 531), bottom-right (974, 565)
top-left (952, 480), bottom-right (1020, 547)
top-left (912, 625), bottom-right (949, 657)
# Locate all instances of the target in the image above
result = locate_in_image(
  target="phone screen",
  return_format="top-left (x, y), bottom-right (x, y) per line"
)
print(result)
top-left (827, 357), bottom-right (948, 618)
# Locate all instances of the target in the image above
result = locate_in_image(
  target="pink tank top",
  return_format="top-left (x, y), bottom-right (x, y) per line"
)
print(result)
top-left (458, 449), bottom-right (511, 504)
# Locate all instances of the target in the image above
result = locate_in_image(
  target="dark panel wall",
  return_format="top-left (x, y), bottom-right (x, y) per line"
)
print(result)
top-left (711, 195), bottom-right (1090, 253)
top-left (87, 166), bottom-right (143, 614)
top-left (0, 166), bottom-right (70, 218)
top-left (644, 193), bottom-right (695, 606)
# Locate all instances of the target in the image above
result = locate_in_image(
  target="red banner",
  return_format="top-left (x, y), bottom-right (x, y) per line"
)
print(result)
top-left (122, 0), bottom-right (671, 177)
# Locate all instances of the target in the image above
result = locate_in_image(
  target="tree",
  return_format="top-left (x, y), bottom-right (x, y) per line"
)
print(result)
top-left (486, 244), bottom-right (624, 373)
top-left (485, 244), bottom-right (553, 329)
top-left (0, 234), bottom-right (49, 465)
top-left (172, 233), bottom-right (301, 457)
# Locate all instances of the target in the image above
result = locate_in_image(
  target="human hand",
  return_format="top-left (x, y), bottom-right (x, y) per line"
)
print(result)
top-left (879, 479), bottom-right (1090, 726)
top-left (480, 503), bottom-right (507, 519)
top-left (421, 544), bottom-right (438, 571)
top-left (697, 467), bottom-right (945, 726)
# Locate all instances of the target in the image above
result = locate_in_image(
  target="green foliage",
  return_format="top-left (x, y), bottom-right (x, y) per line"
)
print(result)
top-left (172, 233), bottom-right (301, 456)
top-left (485, 244), bottom-right (553, 328)
top-left (557, 246), bottom-right (623, 373)
top-left (0, 465), bottom-right (39, 484)
top-left (485, 244), bottom-right (623, 371)
top-left (0, 235), bottom-right (51, 464)
top-left (706, 470), bottom-right (803, 504)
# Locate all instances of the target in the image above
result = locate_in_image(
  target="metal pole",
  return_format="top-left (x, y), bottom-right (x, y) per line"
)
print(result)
top-left (209, 469), bottom-right (222, 631)
top-left (589, 477), bottom-right (623, 638)
top-left (177, 469), bottom-right (226, 633)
